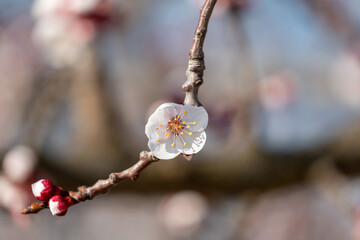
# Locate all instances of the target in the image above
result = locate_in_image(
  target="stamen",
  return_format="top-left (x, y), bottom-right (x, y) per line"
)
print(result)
top-left (160, 125), bottom-right (162, 127)
top-left (189, 132), bottom-right (193, 136)
top-left (184, 111), bottom-right (187, 114)
top-left (157, 139), bottom-right (160, 142)
top-left (174, 106), bottom-right (177, 109)
top-left (183, 121), bottom-right (186, 124)
top-left (178, 133), bottom-right (187, 148)
top-left (171, 143), bottom-right (174, 147)
top-left (193, 121), bottom-right (196, 125)
top-left (156, 128), bottom-right (159, 130)
top-left (187, 126), bottom-right (190, 129)
top-left (181, 132), bottom-right (184, 135)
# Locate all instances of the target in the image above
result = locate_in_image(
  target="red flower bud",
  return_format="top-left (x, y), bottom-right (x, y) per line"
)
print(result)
top-left (49, 195), bottom-right (69, 216)
top-left (31, 179), bottom-right (56, 202)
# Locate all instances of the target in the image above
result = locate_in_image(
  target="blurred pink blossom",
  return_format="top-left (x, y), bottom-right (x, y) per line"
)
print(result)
top-left (32, 0), bottom-right (113, 67)
top-left (157, 191), bottom-right (209, 237)
top-left (258, 71), bottom-right (296, 110)
top-left (330, 52), bottom-right (360, 108)
top-left (3, 145), bottom-right (37, 184)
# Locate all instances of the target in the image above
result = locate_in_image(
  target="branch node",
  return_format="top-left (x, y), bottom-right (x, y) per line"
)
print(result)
top-left (182, 83), bottom-right (192, 92)
top-left (82, 189), bottom-right (92, 200)
top-left (109, 173), bottom-right (119, 183)
top-left (131, 173), bottom-right (139, 181)
top-left (195, 79), bottom-right (203, 86)
top-left (151, 155), bottom-right (159, 162)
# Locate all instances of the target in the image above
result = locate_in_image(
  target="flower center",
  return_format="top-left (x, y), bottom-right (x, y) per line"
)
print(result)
top-left (167, 115), bottom-right (185, 136)
top-left (155, 109), bottom-right (197, 147)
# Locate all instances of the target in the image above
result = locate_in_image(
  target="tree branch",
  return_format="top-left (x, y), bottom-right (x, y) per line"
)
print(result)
top-left (22, 0), bottom-right (217, 215)
top-left (22, 151), bottom-right (158, 214)
top-left (183, 0), bottom-right (217, 107)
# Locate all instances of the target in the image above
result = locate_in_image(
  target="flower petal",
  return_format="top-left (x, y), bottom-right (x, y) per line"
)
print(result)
top-left (145, 111), bottom-right (169, 140)
top-left (158, 102), bottom-right (183, 117)
top-left (180, 105), bottom-right (208, 132)
top-left (148, 137), bottom-right (180, 160)
top-left (176, 131), bottom-right (206, 155)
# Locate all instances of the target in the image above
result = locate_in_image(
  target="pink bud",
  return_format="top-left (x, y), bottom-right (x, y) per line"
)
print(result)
top-left (49, 195), bottom-right (68, 216)
top-left (31, 179), bottom-right (56, 202)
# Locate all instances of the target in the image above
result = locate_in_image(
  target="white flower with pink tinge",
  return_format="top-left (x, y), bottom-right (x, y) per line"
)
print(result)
top-left (145, 103), bottom-right (208, 160)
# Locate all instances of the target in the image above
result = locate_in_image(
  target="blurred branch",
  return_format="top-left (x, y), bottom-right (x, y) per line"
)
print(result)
top-left (22, 0), bottom-right (217, 215)
top-left (21, 69), bottom-right (71, 149)
top-left (303, 0), bottom-right (359, 44)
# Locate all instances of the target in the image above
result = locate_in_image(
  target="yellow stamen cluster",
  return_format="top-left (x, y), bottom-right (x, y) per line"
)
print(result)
top-left (155, 111), bottom-right (196, 148)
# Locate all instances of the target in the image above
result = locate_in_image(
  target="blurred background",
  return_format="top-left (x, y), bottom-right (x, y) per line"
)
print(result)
top-left (0, 0), bottom-right (360, 239)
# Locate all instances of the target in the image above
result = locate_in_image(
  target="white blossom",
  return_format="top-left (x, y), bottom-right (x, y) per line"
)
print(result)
top-left (145, 103), bottom-right (208, 160)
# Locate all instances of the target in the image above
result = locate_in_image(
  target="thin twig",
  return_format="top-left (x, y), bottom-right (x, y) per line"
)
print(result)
top-left (183, 0), bottom-right (217, 107)
top-left (22, 151), bottom-right (158, 214)
top-left (22, 0), bottom-right (217, 215)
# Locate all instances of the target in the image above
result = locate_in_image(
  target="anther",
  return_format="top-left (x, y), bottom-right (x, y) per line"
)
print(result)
top-left (171, 143), bottom-right (175, 147)
top-left (184, 143), bottom-right (187, 147)
top-left (193, 121), bottom-right (196, 124)
top-left (189, 132), bottom-right (193, 136)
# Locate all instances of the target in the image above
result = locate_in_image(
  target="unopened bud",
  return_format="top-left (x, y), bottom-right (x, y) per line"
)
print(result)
top-left (49, 195), bottom-right (68, 216)
top-left (31, 179), bottom-right (56, 202)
